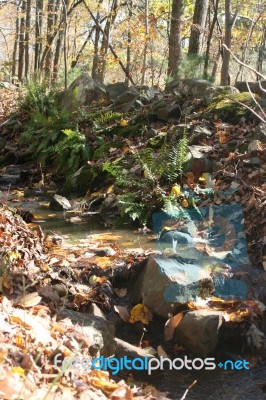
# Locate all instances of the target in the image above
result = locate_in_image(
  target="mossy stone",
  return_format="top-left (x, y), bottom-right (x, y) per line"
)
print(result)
top-left (92, 141), bottom-right (123, 160)
top-left (206, 92), bottom-right (258, 123)
top-left (108, 123), bottom-right (143, 137)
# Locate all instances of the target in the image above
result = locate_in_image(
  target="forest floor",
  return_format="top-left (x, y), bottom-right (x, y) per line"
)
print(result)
top-left (0, 84), bottom-right (265, 399)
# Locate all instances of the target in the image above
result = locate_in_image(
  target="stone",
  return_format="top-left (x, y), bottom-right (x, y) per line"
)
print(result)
top-left (59, 309), bottom-right (115, 357)
top-left (173, 310), bottom-right (224, 356)
top-left (95, 247), bottom-right (116, 257)
top-left (106, 82), bottom-right (129, 100)
top-left (253, 123), bottom-right (266, 144)
top-left (60, 74), bottom-right (107, 110)
top-left (116, 99), bottom-right (144, 113)
top-left (235, 81), bottom-right (266, 98)
top-left (178, 78), bottom-right (215, 101)
top-left (204, 85), bottom-right (239, 105)
top-left (159, 230), bottom-right (194, 244)
top-left (156, 104), bottom-right (181, 121)
top-left (114, 87), bottom-right (138, 105)
top-left (191, 125), bottom-right (213, 145)
top-left (133, 256), bottom-right (213, 318)
top-left (49, 194), bottom-right (72, 211)
top-left (206, 92), bottom-right (255, 123)
top-left (185, 145), bottom-right (213, 177)
top-left (138, 86), bottom-right (160, 104)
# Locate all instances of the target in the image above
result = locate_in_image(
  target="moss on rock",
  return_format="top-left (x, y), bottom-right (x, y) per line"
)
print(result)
top-left (206, 92), bottom-right (258, 123)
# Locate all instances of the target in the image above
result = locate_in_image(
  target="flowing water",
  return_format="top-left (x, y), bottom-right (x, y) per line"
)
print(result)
top-left (1, 190), bottom-right (265, 400)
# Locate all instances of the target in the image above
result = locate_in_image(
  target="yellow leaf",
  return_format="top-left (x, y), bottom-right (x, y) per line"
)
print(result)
top-left (10, 367), bottom-right (25, 376)
top-left (170, 185), bottom-right (181, 196)
top-left (120, 119), bottom-right (128, 127)
top-left (129, 304), bottom-right (153, 325)
top-left (181, 198), bottom-right (189, 208)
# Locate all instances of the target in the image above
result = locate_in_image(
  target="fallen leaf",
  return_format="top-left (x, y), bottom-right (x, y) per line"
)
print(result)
top-left (164, 312), bottom-right (183, 341)
top-left (114, 305), bottom-right (130, 322)
top-left (16, 292), bottom-right (42, 308)
top-left (129, 304), bottom-right (153, 325)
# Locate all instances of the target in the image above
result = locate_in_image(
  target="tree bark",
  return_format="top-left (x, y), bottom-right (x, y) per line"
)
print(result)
top-left (141, 0), bottom-right (149, 85)
top-left (167, 0), bottom-right (184, 78)
top-left (188, 0), bottom-right (209, 56)
top-left (203, 0), bottom-right (219, 79)
top-left (24, 0), bottom-right (31, 80)
top-left (34, 0), bottom-right (43, 72)
top-left (91, 0), bottom-right (103, 80)
top-left (98, 0), bottom-right (119, 83)
top-left (12, 4), bottom-right (20, 81)
top-left (220, 0), bottom-right (239, 85)
top-left (18, 0), bottom-right (26, 81)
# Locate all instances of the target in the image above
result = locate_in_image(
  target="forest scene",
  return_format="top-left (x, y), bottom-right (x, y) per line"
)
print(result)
top-left (0, 0), bottom-right (265, 399)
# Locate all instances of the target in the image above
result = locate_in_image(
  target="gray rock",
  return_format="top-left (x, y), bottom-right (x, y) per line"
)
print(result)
top-left (191, 125), bottom-right (213, 145)
top-left (117, 99), bottom-right (144, 113)
top-left (185, 145), bottom-right (213, 176)
top-left (88, 303), bottom-right (106, 319)
top-left (204, 85), bottom-right (239, 105)
top-left (156, 104), bottom-right (181, 121)
top-left (59, 309), bottom-right (115, 357)
top-left (174, 310), bottom-right (224, 356)
top-left (60, 74), bottom-right (107, 110)
top-left (0, 174), bottom-right (19, 185)
top-left (253, 123), bottom-right (266, 144)
top-left (0, 81), bottom-right (18, 91)
top-left (49, 194), bottom-right (72, 210)
top-left (106, 82), bottom-right (129, 100)
top-left (138, 86), bottom-right (160, 104)
top-left (159, 230), bottom-right (193, 244)
top-left (179, 78), bottom-right (215, 100)
top-left (133, 256), bottom-right (213, 318)
top-left (114, 87), bottom-right (138, 105)
top-left (235, 81), bottom-right (266, 98)
top-left (95, 247), bottom-right (116, 257)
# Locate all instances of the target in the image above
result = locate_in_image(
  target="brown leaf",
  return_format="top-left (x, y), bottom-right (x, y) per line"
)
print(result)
top-left (164, 312), bottom-right (183, 341)
top-left (16, 292), bottom-right (42, 308)
top-left (114, 305), bottom-right (130, 322)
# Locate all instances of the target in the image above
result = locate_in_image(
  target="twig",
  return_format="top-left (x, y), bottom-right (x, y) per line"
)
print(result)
top-left (222, 44), bottom-right (266, 81)
top-left (246, 81), bottom-right (266, 119)
top-left (180, 380), bottom-right (197, 400)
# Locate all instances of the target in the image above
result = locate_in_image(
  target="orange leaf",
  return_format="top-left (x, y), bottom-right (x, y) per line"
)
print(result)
top-left (164, 312), bottom-right (183, 341)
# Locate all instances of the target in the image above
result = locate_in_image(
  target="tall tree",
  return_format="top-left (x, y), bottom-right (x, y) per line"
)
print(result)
top-left (18, 0), bottom-right (26, 81)
top-left (141, 0), bottom-right (149, 85)
top-left (34, 0), bottom-right (44, 72)
top-left (24, 0), bottom-right (31, 79)
top-left (220, 0), bottom-right (239, 85)
top-left (12, 3), bottom-right (20, 81)
top-left (188, 0), bottom-right (209, 56)
top-left (167, 0), bottom-right (184, 78)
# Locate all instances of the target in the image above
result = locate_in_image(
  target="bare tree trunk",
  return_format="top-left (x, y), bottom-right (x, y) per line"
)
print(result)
top-left (188, 0), bottom-right (209, 56)
top-left (12, 4), bottom-right (20, 82)
top-left (98, 0), bottom-right (119, 83)
top-left (91, 0), bottom-right (103, 80)
top-left (257, 25), bottom-right (266, 78)
top-left (220, 0), bottom-right (239, 85)
top-left (34, 0), bottom-right (43, 72)
top-left (125, 0), bottom-right (132, 86)
top-left (18, 0), bottom-right (26, 81)
top-left (167, 0), bottom-right (184, 78)
top-left (24, 0), bottom-right (31, 80)
top-left (141, 0), bottom-right (149, 85)
top-left (204, 0), bottom-right (219, 79)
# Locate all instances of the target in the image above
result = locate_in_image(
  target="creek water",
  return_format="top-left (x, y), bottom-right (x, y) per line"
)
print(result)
top-left (1, 192), bottom-right (265, 400)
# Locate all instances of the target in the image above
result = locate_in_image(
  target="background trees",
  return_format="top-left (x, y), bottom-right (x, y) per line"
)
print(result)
top-left (0, 0), bottom-right (265, 86)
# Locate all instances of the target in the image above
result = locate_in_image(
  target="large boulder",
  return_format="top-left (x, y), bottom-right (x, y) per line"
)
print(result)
top-left (60, 74), bottom-right (107, 110)
top-left (106, 82), bottom-right (129, 100)
top-left (173, 310), bottom-right (224, 356)
top-left (133, 256), bottom-right (213, 318)
top-left (235, 81), bottom-right (266, 98)
top-left (166, 78), bottom-right (216, 104)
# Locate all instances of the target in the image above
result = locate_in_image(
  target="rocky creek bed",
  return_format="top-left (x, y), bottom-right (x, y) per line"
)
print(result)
top-left (0, 76), bottom-right (266, 399)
